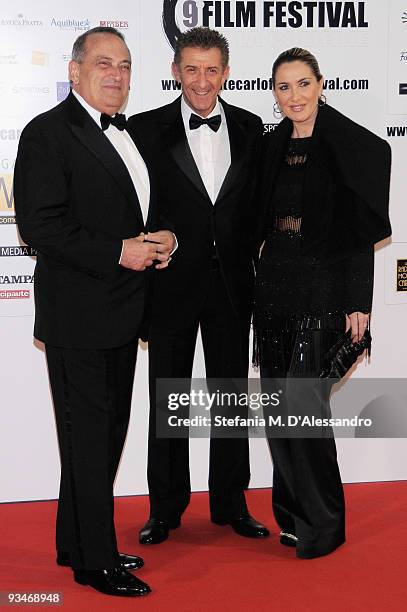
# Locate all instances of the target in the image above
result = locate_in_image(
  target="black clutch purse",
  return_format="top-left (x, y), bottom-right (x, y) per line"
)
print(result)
top-left (320, 329), bottom-right (371, 379)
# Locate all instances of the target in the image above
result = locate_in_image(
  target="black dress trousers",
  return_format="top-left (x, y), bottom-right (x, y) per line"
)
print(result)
top-left (46, 339), bottom-right (138, 570)
top-left (147, 268), bottom-right (251, 524)
top-left (261, 328), bottom-right (346, 559)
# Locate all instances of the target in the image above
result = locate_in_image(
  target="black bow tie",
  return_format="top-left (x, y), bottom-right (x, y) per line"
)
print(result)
top-left (100, 113), bottom-right (127, 131)
top-left (189, 113), bottom-right (221, 132)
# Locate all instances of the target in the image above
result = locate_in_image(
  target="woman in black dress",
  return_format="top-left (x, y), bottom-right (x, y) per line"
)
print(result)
top-left (254, 48), bottom-right (391, 559)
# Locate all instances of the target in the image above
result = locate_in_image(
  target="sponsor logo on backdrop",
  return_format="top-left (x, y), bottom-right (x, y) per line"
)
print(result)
top-left (0, 84), bottom-right (50, 96)
top-left (11, 85), bottom-right (50, 96)
top-left (0, 289), bottom-right (30, 300)
top-left (0, 174), bottom-right (16, 226)
top-left (50, 18), bottom-right (90, 31)
top-left (387, 4), bottom-right (407, 114)
top-left (162, 75), bottom-right (368, 92)
top-left (0, 54), bottom-right (18, 65)
top-left (0, 129), bottom-right (21, 141)
top-left (99, 20), bottom-right (129, 29)
top-left (323, 77), bottom-right (368, 91)
top-left (62, 53), bottom-right (71, 62)
top-left (161, 79), bottom-right (181, 91)
top-left (163, 1), bottom-right (369, 50)
top-left (57, 82), bottom-right (71, 102)
top-left (387, 125), bottom-right (407, 137)
top-left (0, 246), bottom-right (37, 257)
top-left (0, 14), bottom-right (43, 28)
top-left (31, 51), bottom-right (49, 66)
top-left (0, 274), bottom-right (34, 284)
top-left (0, 175), bottom-right (14, 212)
top-left (263, 123), bottom-right (278, 133)
top-left (0, 216), bottom-right (16, 225)
top-left (223, 77), bottom-right (273, 91)
top-left (1, 159), bottom-right (15, 171)
top-left (161, 76), bottom-right (274, 92)
top-left (397, 260), bottom-right (407, 291)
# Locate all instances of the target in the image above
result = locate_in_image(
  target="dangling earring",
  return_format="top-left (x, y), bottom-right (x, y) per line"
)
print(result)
top-left (318, 94), bottom-right (327, 106)
top-left (273, 101), bottom-right (282, 118)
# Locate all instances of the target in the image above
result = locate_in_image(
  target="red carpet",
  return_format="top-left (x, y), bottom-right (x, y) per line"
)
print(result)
top-left (1, 483), bottom-right (407, 611)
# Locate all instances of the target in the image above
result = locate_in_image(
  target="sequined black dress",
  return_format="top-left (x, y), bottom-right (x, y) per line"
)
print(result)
top-left (254, 137), bottom-right (374, 559)
top-left (254, 137), bottom-right (373, 375)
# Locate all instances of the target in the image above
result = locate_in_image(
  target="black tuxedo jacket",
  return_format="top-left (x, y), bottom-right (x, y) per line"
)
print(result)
top-left (128, 96), bottom-right (263, 329)
top-left (14, 92), bottom-right (160, 349)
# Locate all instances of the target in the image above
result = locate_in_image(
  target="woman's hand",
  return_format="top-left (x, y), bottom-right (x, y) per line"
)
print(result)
top-left (345, 311), bottom-right (370, 343)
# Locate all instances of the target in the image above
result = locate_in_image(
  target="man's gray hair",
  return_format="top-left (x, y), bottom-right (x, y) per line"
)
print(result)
top-left (71, 26), bottom-right (129, 63)
top-left (174, 27), bottom-right (229, 68)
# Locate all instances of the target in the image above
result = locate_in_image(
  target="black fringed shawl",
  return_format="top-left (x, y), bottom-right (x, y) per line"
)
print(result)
top-left (257, 104), bottom-right (392, 262)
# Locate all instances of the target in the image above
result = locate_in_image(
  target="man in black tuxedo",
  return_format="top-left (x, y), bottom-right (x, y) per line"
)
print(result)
top-left (14, 27), bottom-right (175, 597)
top-left (129, 27), bottom-right (269, 544)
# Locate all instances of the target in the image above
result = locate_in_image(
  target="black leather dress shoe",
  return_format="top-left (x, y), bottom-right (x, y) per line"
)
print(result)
top-left (213, 515), bottom-right (270, 538)
top-left (139, 517), bottom-right (181, 545)
top-left (57, 552), bottom-right (144, 571)
top-left (279, 531), bottom-right (298, 547)
top-left (74, 567), bottom-right (151, 597)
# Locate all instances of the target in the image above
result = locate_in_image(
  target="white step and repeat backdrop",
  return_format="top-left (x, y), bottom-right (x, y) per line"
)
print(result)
top-left (1, 0), bottom-right (406, 502)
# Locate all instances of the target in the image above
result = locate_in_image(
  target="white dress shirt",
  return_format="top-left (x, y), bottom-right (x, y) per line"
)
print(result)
top-left (72, 90), bottom-right (150, 224)
top-left (181, 97), bottom-right (231, 204)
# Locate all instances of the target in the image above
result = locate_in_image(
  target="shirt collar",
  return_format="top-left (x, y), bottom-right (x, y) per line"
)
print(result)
top-left (181, 96), bottom-right (224, 132)
top-left (72, 89), bottom-right (104, 128)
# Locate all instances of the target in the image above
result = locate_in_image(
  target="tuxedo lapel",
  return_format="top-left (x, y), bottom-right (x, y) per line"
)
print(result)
top-left (65, 93), bottom-right (144, 226)
top-left (215, 100), bottom-right (246, 205)
top-left (169, 113), bottom-right (210, 200)
top-left (163, 105), bottom-right (212, 206)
